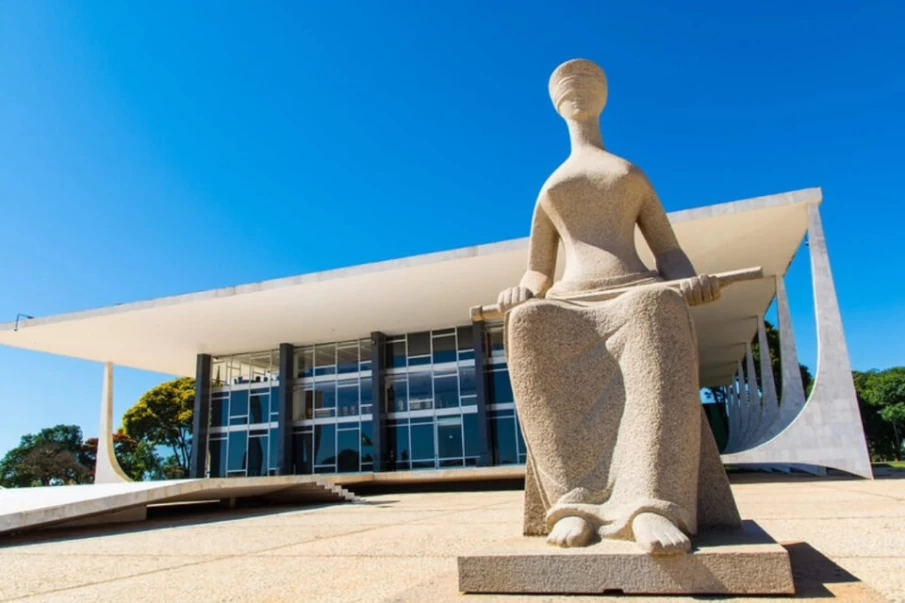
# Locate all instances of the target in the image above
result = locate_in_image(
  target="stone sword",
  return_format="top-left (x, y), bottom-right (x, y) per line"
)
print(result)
top-left (470, 266), bottom-right (764, 322)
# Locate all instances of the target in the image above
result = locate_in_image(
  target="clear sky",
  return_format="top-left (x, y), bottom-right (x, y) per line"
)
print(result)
top-left (1, 1), bottom-right (903, 457)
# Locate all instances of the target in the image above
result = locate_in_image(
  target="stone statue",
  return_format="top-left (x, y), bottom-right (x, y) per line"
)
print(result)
top-left (497, 59), bottom-right (741, 554)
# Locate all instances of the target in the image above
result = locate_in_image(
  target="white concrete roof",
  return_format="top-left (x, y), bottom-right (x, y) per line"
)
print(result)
top-left (0, 188), bottom-right (822, 385)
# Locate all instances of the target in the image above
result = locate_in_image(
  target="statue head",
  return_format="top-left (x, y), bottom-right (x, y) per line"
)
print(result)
top-left (548, 59), bottom-right (608, 121)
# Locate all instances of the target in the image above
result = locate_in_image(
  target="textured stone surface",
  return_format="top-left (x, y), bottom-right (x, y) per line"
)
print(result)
top-left (496, 58), bottom-right (740, 554)
top-left (458, 522), bottom-right (793, 595)
top-left (0, 476), bottom-right (900, 602)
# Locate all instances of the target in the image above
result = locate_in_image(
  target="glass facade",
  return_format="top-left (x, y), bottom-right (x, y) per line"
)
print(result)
top-left (203, 322), bottom-right (527, 478)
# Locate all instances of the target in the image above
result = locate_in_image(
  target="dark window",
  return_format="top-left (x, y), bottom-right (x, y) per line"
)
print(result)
top-left (361, 422), bottom-right (374, 465)
top-left (411, 420), bottom-right (435, 462)
top-left (314, 424), bottom-right (336, 466)
top-left (459, 366), bottom-right (477, 398)
top-left (408, 331), bottom-right (430, 357)
top-left (230, 390), bottom-right (249, 417)
top-left (490, 370), bottom-right (514, 404)
top-left (337, 344), bottom-right (359, 374)
top-left (337, 428), bottom-right (360, 473)
top-left (456, 326), bottom-right (474, 350)
top-left (315, 382), bottom-right (336, 410)
top-left (386, 376), bottom-right (407, 413)
top-left (360, 377), bottom-right (373, 411)
top-left (434, 375), bottom-right (459, 409)
top-left (209, 437), bottom-right (227, 477)
top-left (228, 431), bottom-right (247, 472)
top-left (270, 386), bottom-right (280, 420)
top-left (493, 416), bottom-right (518, 465)
top-left (389, 423), bottom-right (410, 469)
top-left (211, 398), bottom-right (228, 427)
top-left (463, 413), bottom-right (482, 459)
top-left (249, 391), bottom-right (267, 424)
top-left (269, 427), bottom-right (280, 470)
top-left (337, 382), bottom-right (359, 417)
top-left (432, 334), bottom-right (456, 364)
top-left (409, 372), bottom-right (433, 411)
top-left (292, 431), bottom-right (312, 474)
top-left (387, 339), bottom-right (406, 369)
top-left (437, 416), bottom-right (463, 460)
top-left (247, 435), bottom-right (266, 476)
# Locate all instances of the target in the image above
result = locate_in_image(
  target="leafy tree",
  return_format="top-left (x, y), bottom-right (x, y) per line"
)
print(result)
top-left (0, 425), bottom-right (93, 487)
top-left (122, 377), bottom-right (195, 475)
top-left (83, 433), bottom-right (164, 481)
top-left (853, 368), bottom-right (905, 461)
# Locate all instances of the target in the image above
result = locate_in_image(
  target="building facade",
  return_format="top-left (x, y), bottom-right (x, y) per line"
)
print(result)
top-left (196, 323), bottom-right (531, 478)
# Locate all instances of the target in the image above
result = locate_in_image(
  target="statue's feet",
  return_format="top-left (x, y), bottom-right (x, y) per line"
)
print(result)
top-left (631, 512), bottom-right (691, 555)
top-left (547, 516), bottom-right (595, 547)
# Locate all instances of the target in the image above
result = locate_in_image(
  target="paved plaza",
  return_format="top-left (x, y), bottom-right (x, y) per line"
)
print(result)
top-left (1, 474), bottom-right (903, 602)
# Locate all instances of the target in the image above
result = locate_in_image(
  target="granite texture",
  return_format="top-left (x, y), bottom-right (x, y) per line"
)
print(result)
top-left (458, 521), bottom-right (794, 595)
top-left (495, 58), bottom-right (740, 554)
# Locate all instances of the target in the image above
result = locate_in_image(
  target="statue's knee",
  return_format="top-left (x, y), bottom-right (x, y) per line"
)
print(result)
top-left (508, 302), bottom-right (553, 343)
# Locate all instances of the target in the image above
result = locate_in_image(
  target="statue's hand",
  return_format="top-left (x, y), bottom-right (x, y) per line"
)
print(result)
top-left (678, 274), bottom-right (721, 306)
top-left (497, 286), bottom-right (534, 313)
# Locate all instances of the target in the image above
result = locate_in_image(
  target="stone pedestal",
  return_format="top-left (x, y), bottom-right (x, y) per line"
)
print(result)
top-left (457, 521), bottom-right (794, 595)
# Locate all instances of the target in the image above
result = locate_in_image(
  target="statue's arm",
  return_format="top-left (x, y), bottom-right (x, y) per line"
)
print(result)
top-left (519, 196), bottom-right (558, 297)
top-left (637, 180), bottom-right (697, 281)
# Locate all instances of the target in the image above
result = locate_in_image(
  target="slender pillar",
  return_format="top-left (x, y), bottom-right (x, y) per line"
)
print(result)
top-left (774, 275), bottom-right (807, 432)
top-left (741, 341), bottom-right (761, 449)
top-left (189, 354), bottom-right (212, 478)
top-left (370, 331), bottom-right (387, 472)
top-left (471, 321), bottom-right (493, 467)
top-left (726, 378), bottom-right (741, 453)
top-left (753, 315), bottom-right (780, 445)
top-left (277, 344), bottom-right (294, 475)
top-left (95, 362), bottom-right (130, 484)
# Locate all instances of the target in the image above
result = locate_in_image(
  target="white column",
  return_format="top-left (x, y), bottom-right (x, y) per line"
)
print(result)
top-left (94, 362), bottom-right (131, 484)
top-left (772, 274), bottom-right (807, 435)
top-left (752, 315), bottom-right (780, 445)
top-left (739, 342), bottom-right (761, 449)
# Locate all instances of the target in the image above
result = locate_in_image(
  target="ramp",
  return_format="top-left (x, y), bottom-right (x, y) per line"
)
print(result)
top-left (0, 476), bottom-right (361, 536)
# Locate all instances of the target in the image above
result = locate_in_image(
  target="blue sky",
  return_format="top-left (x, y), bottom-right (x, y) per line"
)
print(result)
top-left (1, 1), bottom-right (903, 457)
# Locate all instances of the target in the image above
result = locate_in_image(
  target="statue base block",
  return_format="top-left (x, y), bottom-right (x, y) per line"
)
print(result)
top-left (457, 521), bottom-right (794, 595)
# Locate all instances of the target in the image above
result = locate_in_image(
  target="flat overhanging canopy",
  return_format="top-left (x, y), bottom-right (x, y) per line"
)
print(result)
top-left (0, 188), bottom-right (821, 385)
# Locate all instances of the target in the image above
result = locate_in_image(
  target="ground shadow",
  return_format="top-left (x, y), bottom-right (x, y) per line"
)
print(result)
top-left (781, 541), bottom-right (865, 599)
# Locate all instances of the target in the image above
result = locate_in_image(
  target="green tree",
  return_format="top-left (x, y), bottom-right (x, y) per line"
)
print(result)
top-left (82, 433), bottom-right (164, 481)
top-left (122, 377), bottom-right (194, 476)
top-left (853, 368), bottom-right (905, 461)
top-left (0, 425), bottom-right (93, 487)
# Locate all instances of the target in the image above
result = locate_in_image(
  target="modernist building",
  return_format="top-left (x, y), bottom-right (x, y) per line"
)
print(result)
top-left (0, 188), bottom-right (873, 483)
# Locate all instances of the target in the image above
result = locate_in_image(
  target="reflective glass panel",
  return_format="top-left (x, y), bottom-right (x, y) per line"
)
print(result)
top-left (209, 437), bottom-right (227, 477)
top-left (493, 416), bottom-right (518, 464)
top-left (211, 397), bottom-right (228, 427)
top-left (387, 339), bottom-right (406, 369)
top-left (408, 372), bottom-right (433, 411)
top-left (247, 435), bottom-right (266, 476)
top-left (291, 389), bottom-right (307, 421)
top-left (337, 382), bottom-right (359, 417)
top-left (434, 375), bottom-right (459, 409)
top-left (459, 366), bottom-right (477, 398)
top-left (463, 412), bottom-right (482, 459)
top-left (249, 391), bottom-right (267, 424)
top-left (230, 390), bottom-right (249, 417)
top-left (314, 344), bottom-right (336, 376)
top-left (410, 421), bottom-right (435, 462)
top-left (456, 326), bottom-right (473, 350)
top-left (314, 382), bottom-right (336, 410)
top-left (228, 431), bottom-right (247, 472)
top-left (490, 370), bottom-right (514, 404)
top-left (432, 334), bottom-right (456, 364)
top-left (270, 386), bottom-right (280, 419)
top-left (314, 424), bottom-right (336, 466)
top-left (390, 424), bottom-right (410, 468)
top-left (386, 375), bottom-right (407, 413)
top-left (360, 377), bottom-right (373, 410)
top-left (269, 427), bottom-right (280, 469)
top-left (337, 343), bottom-right (359, 374)
top-left (361, 421), bottom-right (374, 465)
top-left (408, 332), bottom-right (430, 357)
top-left (437, 416), bottom-right (463, 460)
top-left (292, 432), bottom-right (312, 474)
top-left (337, 428), bottom-right (360, 473)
